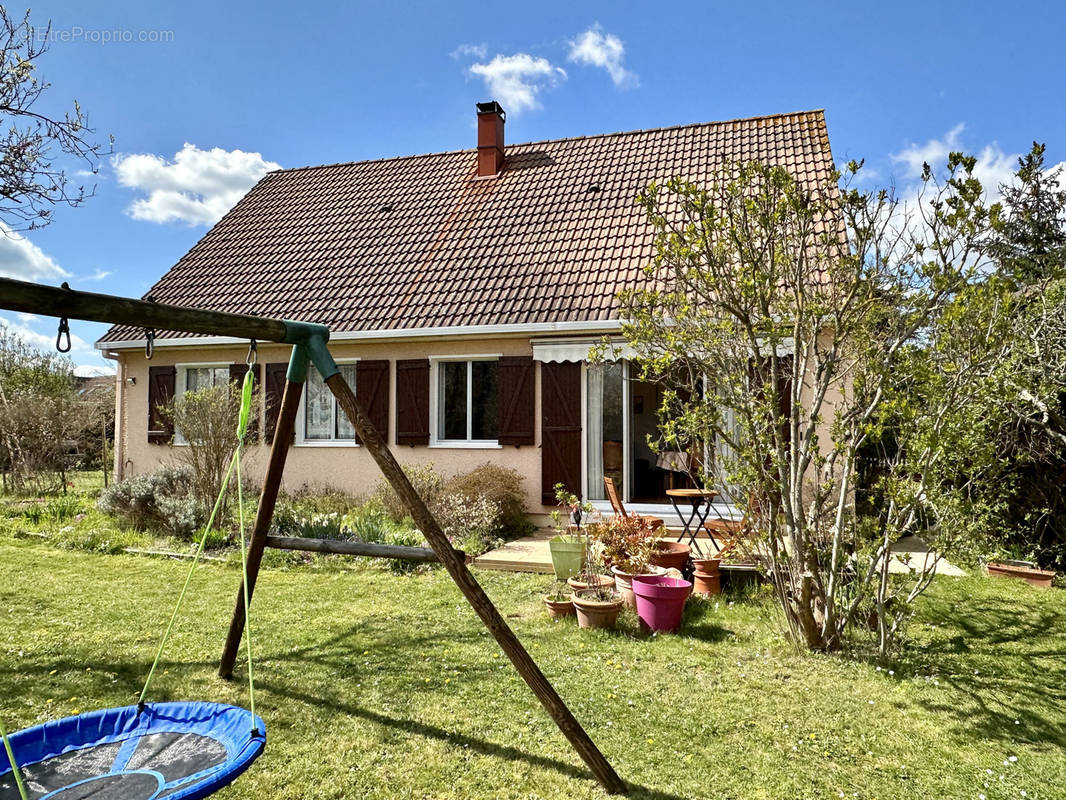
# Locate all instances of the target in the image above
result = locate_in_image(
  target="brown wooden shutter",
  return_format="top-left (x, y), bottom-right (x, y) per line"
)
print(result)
top-left (355, 359), bottom-right (390, 445)
top-left (540, 361), bottom-right (582, 504)
top-left (230, 362), bottom-right (261, 441)
top-left (497, 356), bottom-right (535, 446)
top-left (395, 358), bottom-right (430, 446)
top-left (147, 365), bottom-right (176, 444)
top-left (264, 362), bottom-right (292, 445)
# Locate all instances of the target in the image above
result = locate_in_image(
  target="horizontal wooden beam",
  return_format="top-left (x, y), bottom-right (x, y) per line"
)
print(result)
top-left (264, 535), bottom-right (461, 563)
top-left (0, 277), bottom-right (291, 343)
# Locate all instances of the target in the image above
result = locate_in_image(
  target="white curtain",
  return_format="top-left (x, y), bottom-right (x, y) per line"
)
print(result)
top-left (586, 364), bottom-right (604, 500)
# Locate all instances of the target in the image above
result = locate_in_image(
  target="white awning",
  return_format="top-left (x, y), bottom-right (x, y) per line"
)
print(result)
top-left (530, 337), bottom-right (636, 363)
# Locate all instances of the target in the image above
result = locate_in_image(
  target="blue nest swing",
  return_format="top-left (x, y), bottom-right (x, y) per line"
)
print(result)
top-left (1, 369), bottom-right (265, 800)
top-left (0, 702), bottom-right (264, 800)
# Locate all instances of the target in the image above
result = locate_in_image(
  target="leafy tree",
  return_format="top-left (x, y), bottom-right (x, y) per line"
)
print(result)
top-left (0, 326), bottom-right (80, 492)
top-left (0, 7), bottom-right (111, 231)
top-left (989, 143), bottom-right (1066, 285)
top-left (982, 143), bottom-right (1066, 567)
top-left (167, 382), bottom-right (259, 517)
top-left (619, 156), bottom-right (1018, 655)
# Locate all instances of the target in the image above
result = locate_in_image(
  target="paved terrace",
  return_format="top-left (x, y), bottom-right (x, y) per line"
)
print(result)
top-left (473, 530), bottom-right (965, 577)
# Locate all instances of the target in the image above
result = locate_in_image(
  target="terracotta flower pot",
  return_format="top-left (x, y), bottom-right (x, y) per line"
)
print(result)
top-left (571, 590), bottom-right (625, 629)
top-left (649, 541), bottom-right (691, 572)
top-left (987, 561), bottom-right (1056, 589)
top-left (543, 595), bottom-right (575, 620)
top-left (692, 557), bottom-right (722, 596)
top-left (611, 564), bottom-right (667, 608)
top-left (548, 537), bottom-right (585, 580)
top-left (567, 574), bottom-right (615, 593)
top-left (632, 574), bottom-right (692, 633)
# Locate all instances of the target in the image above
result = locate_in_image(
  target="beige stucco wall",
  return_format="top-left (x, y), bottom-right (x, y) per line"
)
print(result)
top-left (111, 334), bottom-right (549, 514)
top-left (108, 329), bottom-right (845, 523)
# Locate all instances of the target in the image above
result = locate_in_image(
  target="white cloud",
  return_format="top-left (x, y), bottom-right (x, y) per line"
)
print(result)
top-left (567, 25), bottom-right (638, 89)
top-left (0, 226), bottom-right (70, 282)
top-left (468, 53), bottom-right (566, 113)
top-left (891, 123), bottom-right (1019, 203)
top-left (0, 314), bottom-right (113, 375)
top-left (112, 143), bottom-right (281, 226)
top-left (82, 269), bottom-right (112, 282)
top-left (0, 315), bottom-right (90, 357)
top-left (451, 43), bottom-right (487, 61)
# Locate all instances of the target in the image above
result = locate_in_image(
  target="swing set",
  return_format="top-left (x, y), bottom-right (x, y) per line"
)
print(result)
top-left (0, 277), bottom-right (627, 798)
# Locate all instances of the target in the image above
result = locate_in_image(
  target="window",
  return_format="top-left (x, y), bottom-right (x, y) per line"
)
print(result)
top-left (303, 363), bottom-right (357, 442)
top-left (174, 365), bottom-right (231, 445)
top-left (436, 359), bottom-right (498, 443)
top-left (184, 366), bottom-right (229, 392)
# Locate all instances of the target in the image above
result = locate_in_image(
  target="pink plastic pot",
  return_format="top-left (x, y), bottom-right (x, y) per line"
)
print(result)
top-left (632, 574), bottom-right (692, 633)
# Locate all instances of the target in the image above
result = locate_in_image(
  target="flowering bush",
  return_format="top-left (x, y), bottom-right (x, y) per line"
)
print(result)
top-left (587, 515), bottom-right (661, 574)
top-left (435, 493), bottom-right (501, 556)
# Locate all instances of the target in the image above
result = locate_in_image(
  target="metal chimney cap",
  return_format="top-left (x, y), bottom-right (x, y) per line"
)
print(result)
top-left (476, 101), bottom-right (506, 121)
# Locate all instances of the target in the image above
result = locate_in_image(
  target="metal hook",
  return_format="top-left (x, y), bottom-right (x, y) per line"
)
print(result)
top-left (56, 317), bottom-right (71, 353)
top-left (246, 338), bottom-right (257, 367)
top-left (145, 329), bottom-right (155, 360)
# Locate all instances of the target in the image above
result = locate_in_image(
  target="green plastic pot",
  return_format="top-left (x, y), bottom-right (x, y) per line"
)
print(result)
top-left (548, 537), bottom-right (585, 579)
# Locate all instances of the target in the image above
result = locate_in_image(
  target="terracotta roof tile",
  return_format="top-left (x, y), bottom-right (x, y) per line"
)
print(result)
top-left (100, 109), bottom-right (835, 344)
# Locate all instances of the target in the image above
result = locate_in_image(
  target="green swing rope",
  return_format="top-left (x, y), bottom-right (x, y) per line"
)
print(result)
top-left (0, 366), bottom-right (260, 796)
top-left (138, 366), bottom-right (259, 732)
top-left (1, 719), bottom-right (28, 800)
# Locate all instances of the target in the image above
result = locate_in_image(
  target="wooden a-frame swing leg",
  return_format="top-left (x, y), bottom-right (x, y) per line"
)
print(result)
top-left (218, 375), bottom-right (303, 679)
top-left (324, 373), bottom-right (628, 795)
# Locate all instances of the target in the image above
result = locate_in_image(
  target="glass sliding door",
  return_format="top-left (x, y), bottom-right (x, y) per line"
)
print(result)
top-left (586, 361), bottom-right (625, 501)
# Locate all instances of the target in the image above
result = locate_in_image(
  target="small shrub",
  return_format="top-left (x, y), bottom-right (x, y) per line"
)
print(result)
top-left (345, 501), bottom-right (392, 543)
top-left (20, 504), bottom-right (43, 525)
top-left (443, 463), bottom-right (533, 540)
top-left (272, 485), bottom-right (365, 536)
top-left (44, 494), bottom-right (83, 523)
top-left (372, 465), bottom-right (445, 523)
top-left (434, 493), bottom-right (501, 557)
top-left (587, 515), bottom-right (661, 574)
top-left (381, 526), bottom-right (433, 575)
top-left (98, 465), bottom-right (205, 539)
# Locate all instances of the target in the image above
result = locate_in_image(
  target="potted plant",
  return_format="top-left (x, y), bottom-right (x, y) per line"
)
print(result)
top-left (567, 572), bottom-right (616, 593)
top-left (649, 540), bottom-right (691, 572)
top-left (986, 553), bottom-right (1056, 589)
top-left (570, 552), bottom-right (624, 629)
top-left (632, 573), bottom-right (693, 633)
top-left (543, 580), bottom-right (575, 619)
top-left (547, 484), bottom-right (594, 580)
top-left (587, 515), bottom-right (665, 608)
top-left (691, 553), bottom-right (723, 596)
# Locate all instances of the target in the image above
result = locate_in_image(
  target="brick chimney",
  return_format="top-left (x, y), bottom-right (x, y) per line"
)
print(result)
top-left (476, 101), bottom-right (506, 177)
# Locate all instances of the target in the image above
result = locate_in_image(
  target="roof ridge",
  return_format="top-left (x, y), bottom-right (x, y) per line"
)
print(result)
top-left (272, 108), bottom-right (827, 176)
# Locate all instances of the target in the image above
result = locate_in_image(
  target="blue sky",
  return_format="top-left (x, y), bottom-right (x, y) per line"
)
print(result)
top-left (3, 0), bottom-right (1064, 372)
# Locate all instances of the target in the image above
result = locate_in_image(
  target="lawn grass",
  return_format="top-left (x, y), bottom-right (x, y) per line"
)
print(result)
top-left (1, 540), bottom-right (1063, 799)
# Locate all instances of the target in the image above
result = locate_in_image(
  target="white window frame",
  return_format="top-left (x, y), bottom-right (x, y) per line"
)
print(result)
top-left (580, 360), bottom-right (630, 504)
top-left (295, 359), bottom-right (361, 447)
top-left (173, 362), bottom-right (232, 446)
top-left (428, 354), bottom-right (503, 449)
top-left (580, 359), bottom-right (738, 524)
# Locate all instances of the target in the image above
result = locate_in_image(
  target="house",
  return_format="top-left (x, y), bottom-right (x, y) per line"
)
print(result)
top-left (96, 103), bottom-right (837, 523)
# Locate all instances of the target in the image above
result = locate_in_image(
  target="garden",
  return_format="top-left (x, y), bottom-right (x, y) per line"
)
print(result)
top-left (1, 529), bottom-right (1065, 799)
